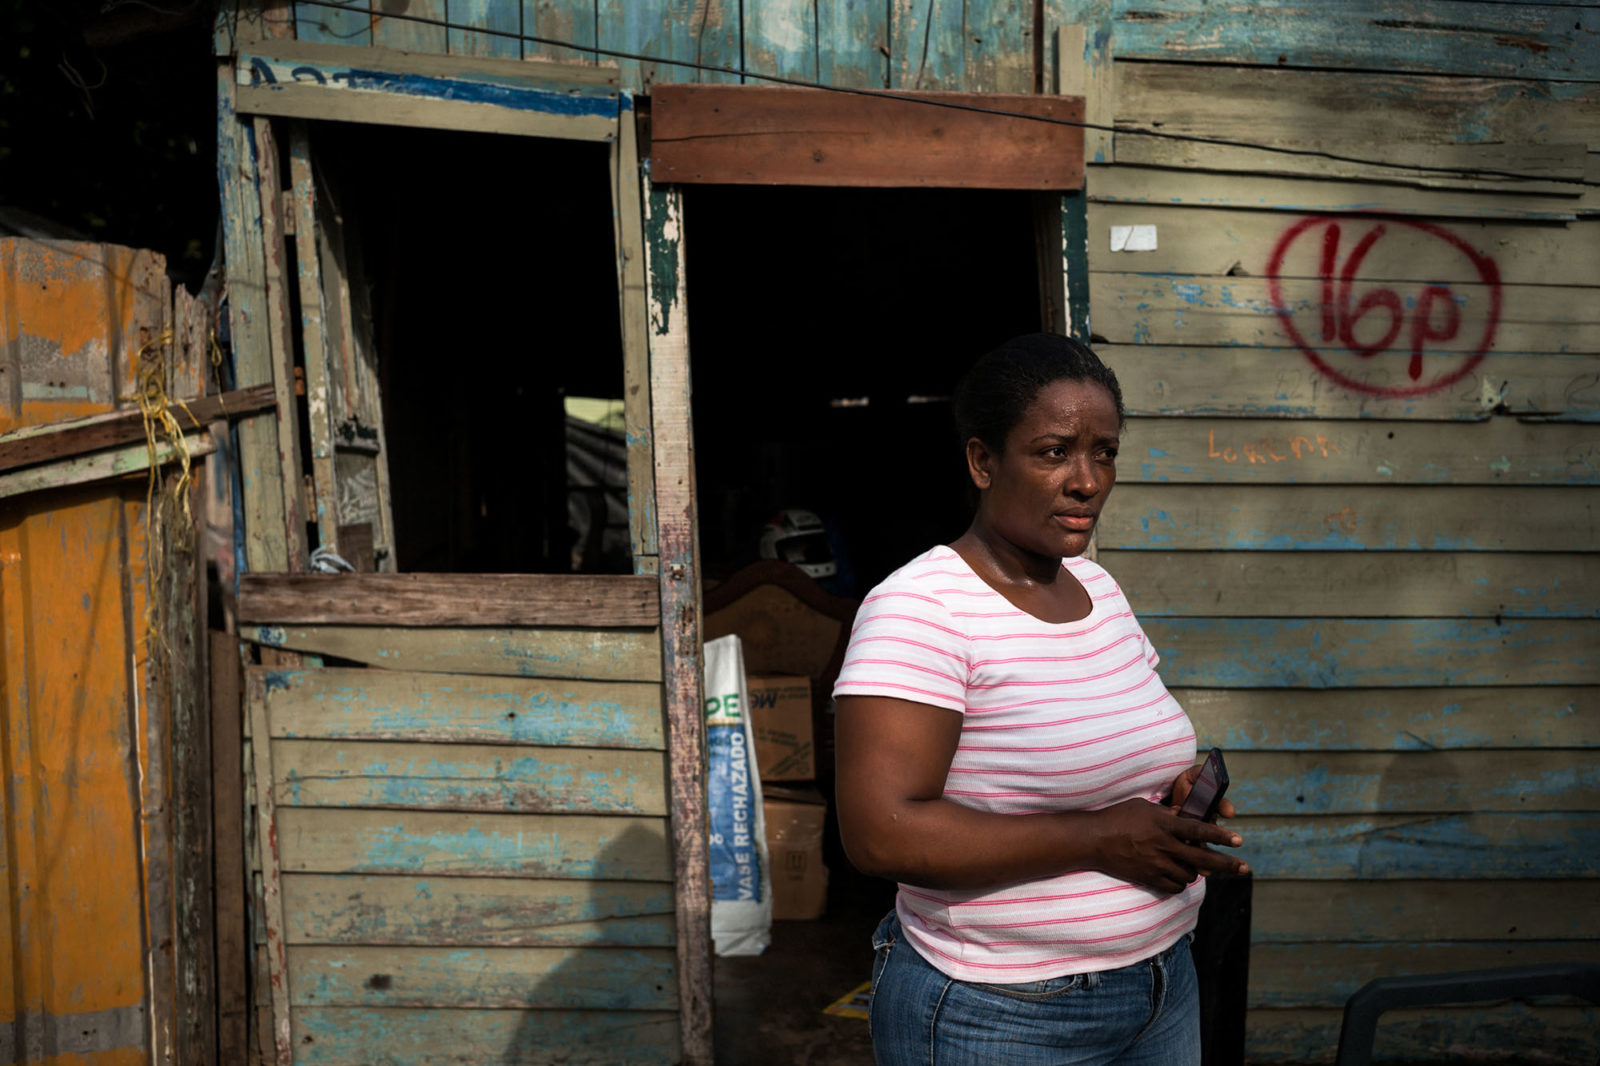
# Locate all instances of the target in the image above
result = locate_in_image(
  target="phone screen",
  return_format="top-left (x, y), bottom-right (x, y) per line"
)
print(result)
top-left (1178, 747), bottom-right (1229, 821)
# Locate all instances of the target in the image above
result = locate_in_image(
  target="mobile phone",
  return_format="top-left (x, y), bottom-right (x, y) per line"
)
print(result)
top-left (1177, 747), bottom-right (1229, 822)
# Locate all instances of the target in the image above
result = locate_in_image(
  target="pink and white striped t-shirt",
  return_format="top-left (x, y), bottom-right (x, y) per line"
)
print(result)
top-left (833, 545), bottom-right (1202, 983)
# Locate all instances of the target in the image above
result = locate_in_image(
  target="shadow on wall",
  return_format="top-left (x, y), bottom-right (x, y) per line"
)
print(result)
top-left (283, 822), bottom-right (679, 1064)
top-left (506, 821), bottom-right (681, 1065)
top-left (1344, 749), bottom-right (1600, 1063)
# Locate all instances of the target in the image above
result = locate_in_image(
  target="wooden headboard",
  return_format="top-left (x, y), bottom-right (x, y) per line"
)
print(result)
top-left (704, 561), bottom-right (859, 777)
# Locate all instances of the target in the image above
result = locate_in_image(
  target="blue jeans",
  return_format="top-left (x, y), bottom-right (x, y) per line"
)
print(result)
top-left (867, 910), bottom-right (1200, 1066)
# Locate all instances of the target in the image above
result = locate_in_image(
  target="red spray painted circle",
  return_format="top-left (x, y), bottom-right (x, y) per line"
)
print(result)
top-left (1264, 215), bottom-right (1503, 398)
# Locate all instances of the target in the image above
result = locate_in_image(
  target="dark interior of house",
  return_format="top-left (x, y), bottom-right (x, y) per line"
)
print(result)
top-left (318, 123), bottom-right (625, 573)
top-left (686, 182), bottom-right (1043, 597)
top-left (317, 121), bottom-right (1042, 589)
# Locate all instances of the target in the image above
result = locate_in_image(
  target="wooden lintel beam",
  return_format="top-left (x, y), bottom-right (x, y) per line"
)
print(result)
top-left (649, 84), bottom-right (1085, 189)
top-left (234, 43), bottom-right (620, 143)
top-left (237, 573), bottom-right (662, 628)
top-left (0, 383), bottom-right (276, 473)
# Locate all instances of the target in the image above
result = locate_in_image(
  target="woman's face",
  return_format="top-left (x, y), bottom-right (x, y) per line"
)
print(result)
top-left (968, 378), bottom-right (1121, 560)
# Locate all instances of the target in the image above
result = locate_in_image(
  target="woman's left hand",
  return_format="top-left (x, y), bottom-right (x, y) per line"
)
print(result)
top-left (1167, 763), bottom-right (1236, 822)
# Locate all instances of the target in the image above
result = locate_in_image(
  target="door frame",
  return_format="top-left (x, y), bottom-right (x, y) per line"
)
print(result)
top-left (218, 35), bottom-right (713, 1066)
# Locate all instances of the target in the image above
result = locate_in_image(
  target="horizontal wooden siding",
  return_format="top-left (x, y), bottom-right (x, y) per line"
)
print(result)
top-left (1078, 0), bottom-right (1600, 1058)
top-left (243, 587), bottom-right (675, 1066)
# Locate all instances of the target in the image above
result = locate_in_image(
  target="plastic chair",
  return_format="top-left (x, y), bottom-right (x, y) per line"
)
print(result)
top-left (1334, 962), bottom-right (1600, 1066)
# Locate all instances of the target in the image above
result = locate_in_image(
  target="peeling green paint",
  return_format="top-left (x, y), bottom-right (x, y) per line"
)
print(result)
top-left (644, 184), bottom-right (682, 338)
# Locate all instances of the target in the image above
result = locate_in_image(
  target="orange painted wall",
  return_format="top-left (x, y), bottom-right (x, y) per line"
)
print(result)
top-left (1, 239), bottom-right (167, 1064)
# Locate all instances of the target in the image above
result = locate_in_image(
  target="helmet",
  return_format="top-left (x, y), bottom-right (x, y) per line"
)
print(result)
top-left (758, 509), bottom-right (837, 579)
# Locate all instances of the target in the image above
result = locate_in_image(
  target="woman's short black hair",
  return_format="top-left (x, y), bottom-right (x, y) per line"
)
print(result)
top-left (952, 333), bottom-right (1125, 451)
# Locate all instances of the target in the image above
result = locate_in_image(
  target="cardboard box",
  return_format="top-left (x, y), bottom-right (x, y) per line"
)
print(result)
top-left (745, 673), bottom-right (815, 782)
top-left (763, 786), bottom-right (828, 920)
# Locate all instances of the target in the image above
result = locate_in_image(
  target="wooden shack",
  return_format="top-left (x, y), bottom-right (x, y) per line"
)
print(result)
top-left (208, 1), bottom-right (1597, 1063)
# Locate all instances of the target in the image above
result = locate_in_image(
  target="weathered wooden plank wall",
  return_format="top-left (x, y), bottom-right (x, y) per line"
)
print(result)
top-left (240, 595), bottom-right (676, 1066)
top-left (1097, 1), bottom-right (1599, 83)
top-left (276, 0), bottom-right (1039, 91)
top-left (280, 0), bottom-right (1040, 92)
top-left (375, 0), bottom-right (446, 52)
top-left (1059, 0), bottom-right (1600, 1061)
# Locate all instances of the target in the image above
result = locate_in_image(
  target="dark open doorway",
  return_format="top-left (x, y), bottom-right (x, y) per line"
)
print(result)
top-left (687, 183), bottom-right (1044, 597)
top-left (686, 183), bottom-right (1047, 1064)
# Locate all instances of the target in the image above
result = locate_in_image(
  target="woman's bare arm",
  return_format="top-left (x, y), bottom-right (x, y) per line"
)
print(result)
top-left (833, 694), bottom-right (1249, 894)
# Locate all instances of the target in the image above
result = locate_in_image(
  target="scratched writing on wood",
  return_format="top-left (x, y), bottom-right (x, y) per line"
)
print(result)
top-left (1266, 217), bottom-right (1502, 399)
top-left (1208, 429), bottom-right (1342, 466)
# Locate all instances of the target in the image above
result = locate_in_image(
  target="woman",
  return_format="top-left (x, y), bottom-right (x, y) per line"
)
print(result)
top-left (833, 333), bottom-right (1247, 1066)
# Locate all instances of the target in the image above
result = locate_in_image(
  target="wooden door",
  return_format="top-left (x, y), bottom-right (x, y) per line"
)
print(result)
top-left (284, 123), bottom-right (396, 574)
top-left (217, 35), bottom-right (710, 1066)
top-left (233, 576), bottom-right (680, 1065)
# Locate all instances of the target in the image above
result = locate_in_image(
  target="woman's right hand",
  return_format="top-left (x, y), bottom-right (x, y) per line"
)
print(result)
top-left (1086, 798), bottom-right (1249, 895)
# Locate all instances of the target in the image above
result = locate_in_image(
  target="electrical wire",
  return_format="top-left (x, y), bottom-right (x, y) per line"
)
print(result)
top-left (282, 0), bottom-right (1599, 190)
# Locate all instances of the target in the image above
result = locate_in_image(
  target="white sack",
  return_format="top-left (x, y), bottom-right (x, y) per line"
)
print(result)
top-left (704, 634), bottom-right (772, 956)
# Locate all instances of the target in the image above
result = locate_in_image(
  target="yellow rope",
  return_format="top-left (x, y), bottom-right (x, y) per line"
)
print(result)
top-left (208, 325), bottom-right (227, 398)
top-left (127, 326), bottom-right (199, 651)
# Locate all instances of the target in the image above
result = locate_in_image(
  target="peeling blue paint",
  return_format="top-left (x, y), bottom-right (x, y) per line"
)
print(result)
top-left (293, 1004), bottom-right (681, 1061)
top-left (1145, 618), bottom-right (1596, 688)
top-left (296, 944), bottom-right (676, 1008)
top-left (334, 817), bottom-right (668, 880)
top-left (1229, 761), bottom-right (1598, 816)
top-left (243, 54), bottom-right (619, 118)
top-left (1244, 812), bottom-right (1600, 880)
top-left (1100, 2), bottom-right (1595, 84)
